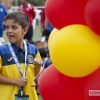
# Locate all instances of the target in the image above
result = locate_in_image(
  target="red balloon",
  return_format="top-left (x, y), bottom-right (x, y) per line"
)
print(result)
top-left (38, 65), bottom-right (89, 100)
top-left (85, 0), bottom-right (100, 36)
top-left (84, 68), bottom-right (100, 100)
top-left (45, 0), bottom-right (87, 29)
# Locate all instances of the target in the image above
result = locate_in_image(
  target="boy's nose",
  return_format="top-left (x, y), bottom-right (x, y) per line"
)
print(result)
top-left (6, 28), bottom-right (13, 32)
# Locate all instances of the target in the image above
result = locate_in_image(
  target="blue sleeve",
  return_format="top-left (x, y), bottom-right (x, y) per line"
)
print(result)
top-left (44, 60), bottom-right (52, 69)
top-left (28, 43), bottom-right (39, 56)
top-left (3, 5), bottom-right (7, 15)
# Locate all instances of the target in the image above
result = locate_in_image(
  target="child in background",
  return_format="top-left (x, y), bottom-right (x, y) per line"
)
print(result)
top-left (0, 11), bottom-right (43, 100)
top-left (38, 48), bottom-right (52, 69)
top-left (42, 40), bottom-right (50, 58)
top-left (35, 40), bottom-right (43, 49)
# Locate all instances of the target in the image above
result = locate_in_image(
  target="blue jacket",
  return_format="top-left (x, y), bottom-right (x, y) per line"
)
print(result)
top-left (46, 22), bottom-right (54, 32)
top-left (0, 4), bottom-right (7, 30)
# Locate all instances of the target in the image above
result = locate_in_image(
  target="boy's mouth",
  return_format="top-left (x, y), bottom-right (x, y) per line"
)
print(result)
top-left (7, 35), bottom-right (14, 39)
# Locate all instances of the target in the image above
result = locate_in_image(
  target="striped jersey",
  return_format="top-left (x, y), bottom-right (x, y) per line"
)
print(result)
top-left (0, 43), bottom-right (41, 100)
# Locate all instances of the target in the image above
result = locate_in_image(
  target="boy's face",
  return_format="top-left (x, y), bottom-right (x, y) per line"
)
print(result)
top-left (42, 41), bottom-right (48, 49)
top-left (36, 43), bottom-right (43, 49)
top-left (5, 19), bottom-right (28, 44)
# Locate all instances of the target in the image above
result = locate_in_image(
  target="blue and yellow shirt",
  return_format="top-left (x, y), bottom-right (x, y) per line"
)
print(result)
top-left (0, 43), bottom-right (41, 100)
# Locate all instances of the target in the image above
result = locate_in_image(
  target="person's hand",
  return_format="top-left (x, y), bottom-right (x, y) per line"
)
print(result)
top-left (33, 58), bottom-right (43, 68)
top-left (33, 58), bottom-right (43, 77)
top-left (15, 77), bottom-right (28, 87)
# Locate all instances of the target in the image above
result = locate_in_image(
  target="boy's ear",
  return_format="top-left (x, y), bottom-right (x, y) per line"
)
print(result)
top-left (23, 27), bottom-right (29, 35)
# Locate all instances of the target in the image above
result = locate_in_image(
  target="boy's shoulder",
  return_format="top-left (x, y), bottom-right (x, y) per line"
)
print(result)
top-left (28, 43), bottom-right (38, 54)
top-left (0, 44), bottom-right (10, 55)
top-left (28, 43), bottom-right (36, 49)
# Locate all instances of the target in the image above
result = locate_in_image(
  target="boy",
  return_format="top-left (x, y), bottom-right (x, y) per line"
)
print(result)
top-left (0, 11), bottom-right (43, 100)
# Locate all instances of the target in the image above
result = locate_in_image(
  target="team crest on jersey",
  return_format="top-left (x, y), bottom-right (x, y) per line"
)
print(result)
top-left (28, 54), bottom-right (34, 63)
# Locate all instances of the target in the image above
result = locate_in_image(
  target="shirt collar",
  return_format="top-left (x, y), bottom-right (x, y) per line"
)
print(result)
top-left (11, 44), bottom-right (25, 53)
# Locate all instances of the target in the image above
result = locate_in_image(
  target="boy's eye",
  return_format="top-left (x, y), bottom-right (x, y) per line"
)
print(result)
top-left (5, 26), bottom-right (18, 30)
top-left (12, 26), bottom-right (17, 30)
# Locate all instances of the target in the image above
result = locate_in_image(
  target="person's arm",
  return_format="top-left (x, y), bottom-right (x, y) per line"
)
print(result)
top-left (0, 56), bottom-right (28, 87)
top-left (34, 58), bottom-right (43, 77)
top-left (34, 67), bottom-right (43, 85)
top-left (31, 5), bottom-right (36, 19)
top-left (0, 75), bottom-right (17, 85)
top-left (40, 10), bottom-right (46, 34)
top-left (34, 51), bottom-right (43, 77)
top-left (2, 5), bottom-right (7, 16)
top-left (0, 75), bottom-right (28, 87)
top-left (45, 17), bottom-right (48, 29)
top-left (4, 7), bottom-right (7, 16)
top-left (2, 6), bottom-right (7, 27)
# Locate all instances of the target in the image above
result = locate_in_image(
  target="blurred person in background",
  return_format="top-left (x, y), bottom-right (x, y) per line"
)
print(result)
top-left (38, 48), bottom-right (52, 69)
top-left (42, 40), bottom-right (50, 58)
top-left (43, 17), bottom-right (54, 41)
top-left (40, 9), bottom-right (54, 41)
top-left (0, 0), bottom-right (7, 37)
top-left (35, 40), bottom-right (43, 49)
top-left (40, 8), bottom-right (45, 36)
top-left (42, 40), bottom-right (48, 50)
top-left (19, 0), bottom-right (36, 42)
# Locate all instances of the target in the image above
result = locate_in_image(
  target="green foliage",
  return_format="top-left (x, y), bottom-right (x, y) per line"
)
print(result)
top-left (12, 0), bottom-right (46, 6)
top-left (29, 0), bottom-right (45, 6)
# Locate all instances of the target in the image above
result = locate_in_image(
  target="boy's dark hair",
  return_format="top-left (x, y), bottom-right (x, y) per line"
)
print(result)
top-left (4, 11), bottom-right (29, 29)
top-left (38, 48), bottom-right (47, 58)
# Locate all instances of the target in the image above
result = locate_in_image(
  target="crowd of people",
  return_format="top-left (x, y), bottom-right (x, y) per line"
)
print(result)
top-left (0, 0), bottom-right (54, 100)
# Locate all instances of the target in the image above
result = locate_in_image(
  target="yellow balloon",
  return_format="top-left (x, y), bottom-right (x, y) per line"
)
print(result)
top-left (50, 24), bottom-right (100, 77)
top-left (48, 28), bottom-right (59, 49)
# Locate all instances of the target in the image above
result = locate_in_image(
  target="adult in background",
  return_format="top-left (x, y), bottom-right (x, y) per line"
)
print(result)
top-left (43, 17), bottom-right (54, 41)
top-left (40, 8), bottom-right (45, 36)
top-left (40, 12), bottom-right (54, 41)
top-left (19, 0), bottom-right (36, 42)
top-left (0, 0), bottom-right (7, 37)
